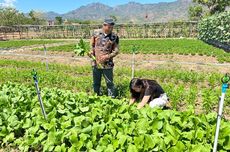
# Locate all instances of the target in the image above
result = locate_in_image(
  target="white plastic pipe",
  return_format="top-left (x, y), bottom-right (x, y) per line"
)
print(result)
top-left (213, 92), bottom-right (226, 152)
top-left (131, 52), bottom-right (135, 79)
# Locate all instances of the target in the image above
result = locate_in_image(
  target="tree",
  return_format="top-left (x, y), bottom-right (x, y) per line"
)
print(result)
top-left (188, 5), bottom-right (203, 21)
top-left (29, 10), bottom-right (36, 21)
top-left (0, 8), bottom-right (30, 26)
top-left (193, 0), bottom-right (230, 15)
top-left (28, 10), bottom-right (45, 25)
top-left (55, 16), bottom-right (63, 25)
top-left (109, 15), bottom-right (117, 22)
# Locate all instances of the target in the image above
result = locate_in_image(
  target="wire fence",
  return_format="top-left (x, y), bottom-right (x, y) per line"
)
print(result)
top-left (0, 21), bottom-right (198, 40)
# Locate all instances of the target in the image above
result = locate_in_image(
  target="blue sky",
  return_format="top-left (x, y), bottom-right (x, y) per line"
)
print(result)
top-left (0, 0), bottom-right (176, 13)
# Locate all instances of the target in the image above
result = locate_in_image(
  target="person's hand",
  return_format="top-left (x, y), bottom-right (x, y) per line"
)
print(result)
top-left (99, 54), bottom-right (110, 62)
top-left (129, 98), bottom-right (135, 105)
top-left (87, 51), bottom-right (93, 57)
top-left (137, 104), bottom-right (143, 109)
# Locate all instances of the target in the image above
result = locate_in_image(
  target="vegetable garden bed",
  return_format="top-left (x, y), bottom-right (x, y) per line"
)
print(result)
top-left (0, 59), bottom-right (230, 117)
top-left (0, 83), bottom-right (230, 151)
top-left (0, 40), bottom-right (62, 49)
top-left (32, 39), bottom-right (230, 63)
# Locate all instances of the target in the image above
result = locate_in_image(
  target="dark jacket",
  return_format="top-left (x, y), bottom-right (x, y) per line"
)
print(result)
top-left (90, 29), bottom-right (119, 69)
top-left (130, 79), bottom-right (165, 103)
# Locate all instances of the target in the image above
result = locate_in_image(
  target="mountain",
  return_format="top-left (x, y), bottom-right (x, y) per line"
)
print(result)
top-left (43, 0), bottom-right (194, 23)
top-left (43, 11), bottom-right (61, 20)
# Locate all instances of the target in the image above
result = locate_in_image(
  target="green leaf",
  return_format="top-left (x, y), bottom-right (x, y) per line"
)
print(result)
top-left (54, 145), bottom-right (62, 152)
top-left (81, 125), bottom-right (92, 133)
top-left (127, 144), bottom-right (138, 152)
top-left (165, 123), bottom-right (178, 138)
top-left (182, 131), bottom-right (195, 141)
top-left (86, 141), bottom-right (93, 149)
top-left (117, 133), bottom-right (127, 146)
top-left (8, 115), bottom-right (19, 127)
top-left (104, 144), bottom-right (114, 152)
top-left (79, 106), bottom-right (89, 112)
top-left (191, 144), bottom-right (211, 152)
top-left (22, 118), bottom-right (32, 129)
top-left (134, 135), bottom-right (144, 149)
top-left (0, 126), bottom-right (7, 137)
top-left (0, 118), bottom-right (2, 126)
top-left (3, 132), bottom-right (14, 143)
top-left (74, 38), bottom-right (87, 56)
top-left (152, 119), bottom-right (163, 130)
top-left (46, 131), bottom-right (56, 146)
top-left (136, 118), bottom-right (149, 134)
top-left (168, 141), bottom-right (185, 152)
top-left (57, 109), bottom-right (67, 114)
top-left (79, 133), bottom-right (89, 141)
top-left (74, 116), bottom-right (85, 126)
top-left (223, 135), bottom-right (230, 150)
top-left (112, 139), bottom-right (119, 149)
top-left (195, 129), bottom-right (204, 141)
top-left (61, 120), bottom-right (72, 129)
top-left (144, 134), bottom-right (155, 149)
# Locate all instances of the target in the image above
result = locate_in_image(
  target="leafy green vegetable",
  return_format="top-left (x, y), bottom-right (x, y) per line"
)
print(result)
top-left (0, 83), bottom-right (230, 151)
top-left (74, 38), bottom-right (87, 56)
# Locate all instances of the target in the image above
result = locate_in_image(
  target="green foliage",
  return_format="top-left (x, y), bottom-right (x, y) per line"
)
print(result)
top-left (55, 16), bottom-right (63, 25)
top-left (193, 0), bottom-right (230, 15)
top-left (202, 88), bottom-right (219, 113)
top-left (0, 8), bottom-right (46, 26)
top-left (109, 15), bottom-right (117, 22)
top-left (0, 8), bottom-right (31, 26)
top-left (0, 59), bottom-right (228, 114)
top-left (68, 19), bottom-right (99, 24)
top-left (0, 83), bottom-right (230, 151)
top-left (27, 10), bottom-right (46, 25)
top-left (32, 39), bottom-right (230, 62)
top-left (74, 38), bottom-right (88, 56)
top-left (131, 45), bottom-right (139, 54)
top-left (0, 40), bottom-right (61, 48)
top-left (188, 5), bottom-right (203, 21)
top-left (198, 11), bottom-right (230, 45)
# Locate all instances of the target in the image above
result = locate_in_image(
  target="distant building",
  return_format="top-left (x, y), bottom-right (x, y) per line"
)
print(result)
top-left (47, 20), bottom-right (55, 26)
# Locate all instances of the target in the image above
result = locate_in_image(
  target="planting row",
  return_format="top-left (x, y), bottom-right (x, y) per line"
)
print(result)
top-left (0, 83), bottom-right (230, 151)
top-left (32, 39), bottom-right (230, 63)
top-left (0, 59), bottom-right (229, 116)
top-left (0, 39), bottom-right (62, 49)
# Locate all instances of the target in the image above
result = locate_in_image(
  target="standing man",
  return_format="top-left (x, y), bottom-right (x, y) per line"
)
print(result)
top-left (88, 19), bottom-right (119, 98)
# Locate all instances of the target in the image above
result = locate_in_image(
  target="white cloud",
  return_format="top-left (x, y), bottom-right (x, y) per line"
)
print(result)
top-left (0, 0), bottom-right (17, 8)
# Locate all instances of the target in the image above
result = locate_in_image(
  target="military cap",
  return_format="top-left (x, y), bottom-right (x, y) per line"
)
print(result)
top-left (103, 19), bottom-right (115, 26)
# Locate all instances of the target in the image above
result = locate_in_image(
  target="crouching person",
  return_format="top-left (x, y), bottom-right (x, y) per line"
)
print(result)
top-left (129, 78), bottom-right (169, 109)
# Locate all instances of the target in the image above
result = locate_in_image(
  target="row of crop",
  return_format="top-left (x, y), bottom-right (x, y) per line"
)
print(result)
top-left (0, 59), bottom-right (223, 88)
top-left (0, 83), bottom-right (230, 151)
top-left (32, 39), bottom-right (230, 63)
top-left (0, 40), bottom-right (62, 49)
top-left (0, 59), bottom-right (229, 116)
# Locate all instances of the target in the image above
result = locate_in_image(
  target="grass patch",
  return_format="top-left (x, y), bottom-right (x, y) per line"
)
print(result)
top-left (0, 39), bottom-right (62, 48)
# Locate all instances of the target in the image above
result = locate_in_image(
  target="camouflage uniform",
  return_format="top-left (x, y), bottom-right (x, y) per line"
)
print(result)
top-left (89, 29), bottom-right (119, 97)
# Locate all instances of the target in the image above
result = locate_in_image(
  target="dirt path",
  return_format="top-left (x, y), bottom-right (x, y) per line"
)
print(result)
top-left (0, 50), bottom-right (230, 73)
